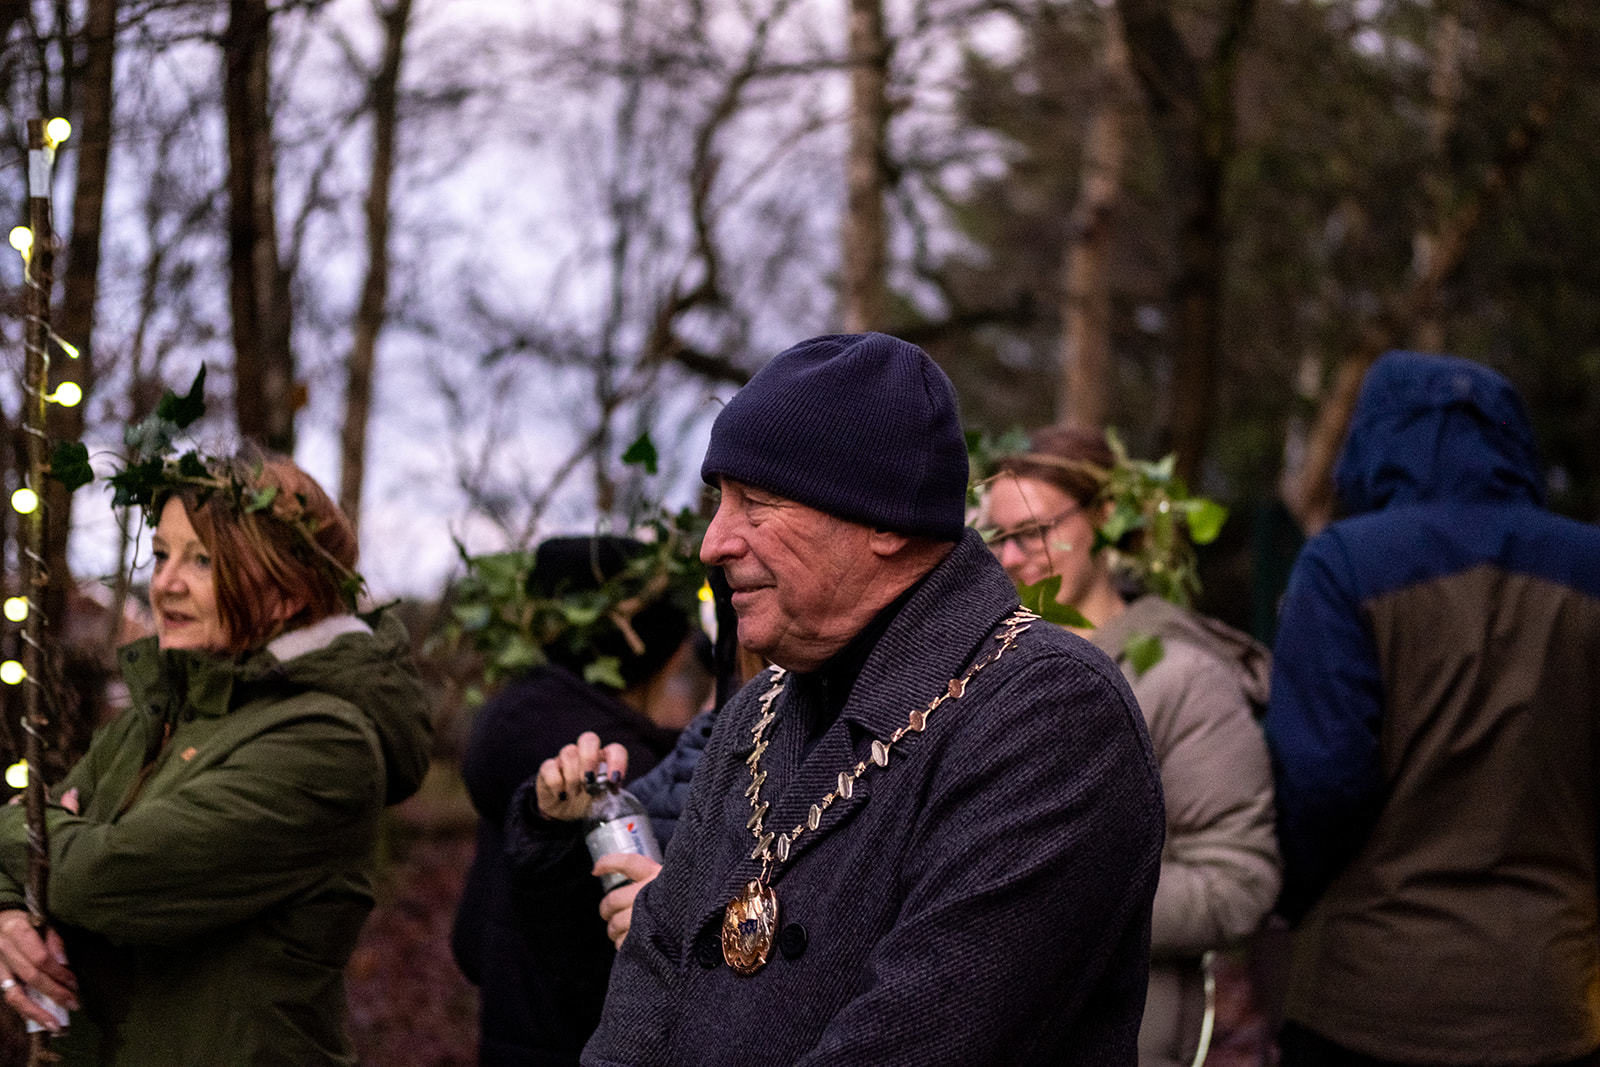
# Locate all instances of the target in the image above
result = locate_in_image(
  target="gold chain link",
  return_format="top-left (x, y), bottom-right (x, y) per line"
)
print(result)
top-left (742, 607), bottom-right (1038, 884)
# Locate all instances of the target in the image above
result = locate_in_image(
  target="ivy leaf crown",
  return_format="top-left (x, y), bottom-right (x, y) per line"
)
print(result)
top-left (449, 432), bottom-right (708, 702)
top-left (51, 365), bottom-right (366, 608)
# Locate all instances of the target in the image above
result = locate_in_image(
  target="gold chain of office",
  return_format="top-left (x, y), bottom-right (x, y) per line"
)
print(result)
top-left (720, 606), bottom-right (1039, 974)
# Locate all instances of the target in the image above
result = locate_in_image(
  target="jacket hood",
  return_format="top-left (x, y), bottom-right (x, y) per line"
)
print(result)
top-left (1334, 350), bottom-right (1544, 516)
top-left (124, 610), bottom-right (434, 805)
top-left (1092, 594), bottom-right (1270, 708)
top-left (266, 612), bottom-right (434, 804)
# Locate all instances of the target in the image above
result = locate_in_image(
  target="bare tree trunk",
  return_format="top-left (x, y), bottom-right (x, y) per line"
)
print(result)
top-left (1117, 0), bottom-right (1255, 483)
top-left (1412, 6), bottom-right (1463, 352)
top-left (1283, 44), bottom-right (1575, 532)
top-left (842, 0), bottom-right (889, 332)
top-left (1058, 5), bottom-right (1133, 430)
top-left (43, 0), bottom-right (116, 672)
top-left (339, 0), bottom-right (412, 534)
top-left (224, 0), bottom-right (296, 453)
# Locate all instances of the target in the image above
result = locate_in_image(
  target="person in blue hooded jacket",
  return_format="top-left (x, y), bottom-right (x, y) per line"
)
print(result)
top-left (1264, 351), bottom-right (1600, 1065)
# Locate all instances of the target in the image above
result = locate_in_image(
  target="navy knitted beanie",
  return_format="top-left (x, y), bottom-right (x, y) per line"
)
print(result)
top-left (701, 332), bottom-right (968, 540)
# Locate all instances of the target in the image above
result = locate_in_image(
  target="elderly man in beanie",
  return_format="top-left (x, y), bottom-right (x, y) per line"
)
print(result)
top-left (581, 333), bottom-right (1165, 1065)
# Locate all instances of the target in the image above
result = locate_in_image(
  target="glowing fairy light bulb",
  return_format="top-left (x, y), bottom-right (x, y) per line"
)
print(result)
top-left (3, 597), bottom-right (27, 623)
top-left (4, 761), bottom-right (26, 789)
top-left (53, 335), bottom-right (80, 359)
top-left (10, 488), bottom-right (38, 515)
top-left (8, 226), bottom-right (33, 257)
top-left (0, 661), bottom-right (25, 686)
top-left (48, 382), bottom-right (82, 407)
top-left (698, 581), bottom-right (714, 603)
top-left (44, 118), bottom-right (71, 148)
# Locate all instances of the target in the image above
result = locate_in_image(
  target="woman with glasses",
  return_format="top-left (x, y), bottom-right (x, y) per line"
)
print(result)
top-left (985, 426), bottom-right (1281, 1067)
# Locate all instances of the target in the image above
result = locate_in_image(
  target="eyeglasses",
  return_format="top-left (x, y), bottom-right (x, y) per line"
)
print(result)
top-left (987, 502), bottom-right (1084, 554)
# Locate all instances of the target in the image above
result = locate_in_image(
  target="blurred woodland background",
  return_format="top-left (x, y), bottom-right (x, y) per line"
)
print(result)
top-left (1, 0), bottom-right (1598, 1061)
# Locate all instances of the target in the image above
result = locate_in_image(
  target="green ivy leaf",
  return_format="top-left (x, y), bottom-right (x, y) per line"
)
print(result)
top-left (108, 457), bottom-right (165, 508)
top-left (559, 601), bottom-right (604, 627)
top-left (246, 486), bottom-right (278, 513)
top-left (583, 655), bottom-right (626, 690)
top-left (621, 433), bottom-right (659, 475)
top-left (1100, 503), bottom-right (1142, 546)
top-left (176, 451), bottom-right (209, 479)
top-left (1184, 499), bottom-right (1229, 545)
top-left (48, 440), bottom-right (94, 493)
top-left (156, 365), bottom-right (207, 429)
top-left (451, 603), bottom-right (493, 631)
top-left (123, 414), bottom-right (175, 459)
top-left (1124, 632), bottom-right (1166, 677)
top-left (1016, 575), bottom-right (1092, 629)
top-left (494, 635), bottom-right (544, 674)
top-left (472, 552), bottom-right (531, 598)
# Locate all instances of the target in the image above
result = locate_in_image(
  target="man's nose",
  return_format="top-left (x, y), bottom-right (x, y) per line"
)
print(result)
top-left (700, 504), bottom-right (739, 565)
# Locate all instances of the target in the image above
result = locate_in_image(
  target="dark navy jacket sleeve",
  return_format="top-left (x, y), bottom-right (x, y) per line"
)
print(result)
top-left (1263, 530), bottom-right (1386, 921)
top-left (632, 708), bottom-right (716, 849)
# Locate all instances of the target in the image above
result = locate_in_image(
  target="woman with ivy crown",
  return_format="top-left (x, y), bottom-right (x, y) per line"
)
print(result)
top-left (0, 449), bottom-right (433, 1064)
top-left (984, 426), bottom-right (1281, 1067)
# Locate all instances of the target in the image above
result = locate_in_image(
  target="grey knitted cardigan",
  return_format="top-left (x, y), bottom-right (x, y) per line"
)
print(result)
top-left (584, 530), bottom-right (1165, 1065)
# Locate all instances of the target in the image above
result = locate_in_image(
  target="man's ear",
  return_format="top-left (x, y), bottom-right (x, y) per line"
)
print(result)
top-left (868, 528), bottom-right (911, 558)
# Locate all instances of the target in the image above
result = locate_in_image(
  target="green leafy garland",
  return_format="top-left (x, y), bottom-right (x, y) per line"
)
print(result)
top-left (49, 366), bottom-right (366, 607)
top-left (447, 433), bottom-right (707, 703)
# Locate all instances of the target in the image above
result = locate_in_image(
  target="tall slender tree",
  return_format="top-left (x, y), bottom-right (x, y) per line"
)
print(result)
top-left (42, 0), bottom-right (116, 671)
top-left (1058, 4), bottom-right (1134, 430)
top-left (224, 0), bottom-right (296, 453)
top-left (1116, 0), bottom-right (1257, 483)
top-left (339, 0), bottom-right (413, 534)
top-left (842, 0), bottom-right (889, 332)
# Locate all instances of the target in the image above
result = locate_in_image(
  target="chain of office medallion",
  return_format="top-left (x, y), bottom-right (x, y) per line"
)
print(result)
top-left (741, 607), bottom-right (1039, 883)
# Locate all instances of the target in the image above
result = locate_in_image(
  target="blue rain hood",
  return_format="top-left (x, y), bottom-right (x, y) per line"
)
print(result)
top-left (1333, 351), bottom-right (1545, 516)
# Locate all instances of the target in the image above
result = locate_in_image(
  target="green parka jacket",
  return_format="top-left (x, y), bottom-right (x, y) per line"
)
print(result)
top-left (0, 612), bottom-right (433, 1065)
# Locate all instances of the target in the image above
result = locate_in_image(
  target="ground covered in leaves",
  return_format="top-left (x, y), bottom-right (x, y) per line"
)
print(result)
top-left (346, 769), bottom-right (480, 1066)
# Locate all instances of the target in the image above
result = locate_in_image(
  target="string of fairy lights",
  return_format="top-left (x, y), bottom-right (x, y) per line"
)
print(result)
top-left (5, 116), bottom-right (79, 792)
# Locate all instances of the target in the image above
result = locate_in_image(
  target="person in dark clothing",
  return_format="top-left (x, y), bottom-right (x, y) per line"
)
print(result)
top-left (450, 535), bottom-right (709, 1065)
top-left (504, 703), bottom-right (719, 949)
top-left (506, 568), bottom-right (753, 951)
top-left (539, 333), bottom-right (1165, 1065)
top-left (1265, 351), bottom-right (1600, 1064)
